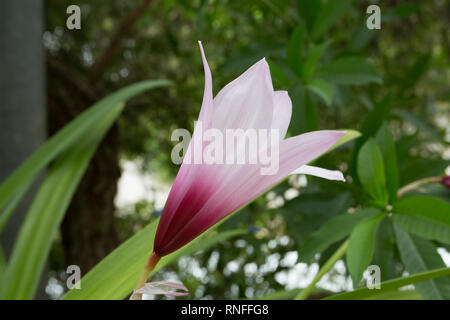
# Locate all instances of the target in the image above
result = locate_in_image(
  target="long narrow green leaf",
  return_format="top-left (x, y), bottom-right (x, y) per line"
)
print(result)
top-left (393, 196), bottom-right (450, 226)
top-left (0, 245), bottom-right (5, 276)
top-left (394, 225), bottom-right (450, 299)
top-left (346, 212), bottom-right (385, 286)
top-left (372, 216), bottom-right (396, 281)
top-left (62, 222), bottom-right (245, 300)
top-left (0, 80), bottom-right (171, 299)
top-left (299, 208), bottom-right (381, 262)
top-left (296, 0), bottom-right (320, 33)
top-left (357, 139), bottom-right (389, 206)
top-left (311, 0), bottom-right (352, 40)
top-left (363, 289), bottom-right (422, 300)
top-left (306, 78), bottom-right (333, 106)
top-left (375, 122), bottom-right (399, 203)
top-left (325, 267), bottom-right (450, 300)
top-left (317, 57), bottom-right (382, 85)
top-left (0, 104), bottom-right (123, 299)
top-left (0, 80), bottom-right (171, 232)
top-left (393, 196), bottom-right (450, 244)
top-left (287, 26), bottom-right (305, 77)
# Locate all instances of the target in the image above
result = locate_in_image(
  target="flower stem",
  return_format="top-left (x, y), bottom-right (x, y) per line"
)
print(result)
top-left (131, 251), bottom-right (160, 300)
top-left (397, 176), bottom-right (442, 197)
top-left (295, 239), bottom-right (349, 300)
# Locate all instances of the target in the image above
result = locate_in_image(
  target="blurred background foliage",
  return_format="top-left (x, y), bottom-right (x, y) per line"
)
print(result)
top-left (41, 0), bottom-right (449, 299)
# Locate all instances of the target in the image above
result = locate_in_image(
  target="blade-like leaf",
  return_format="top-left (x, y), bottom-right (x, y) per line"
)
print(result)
top-left (325, 267), bottom-right (450, 300)
top-left (311, 0), bottom-right (352, 40)
top-left (375, 122), bottom-right (399, 203)
top-left (363, 289), bottom-right (422, 300)
top-left (306, 78), bottom-right (333, 106)
top-left (372, 216), bottom-right (396, 281)
top-left (357, 139), bottom-right (389, 206)
top-left (0, 104), bottom-right (123, 299)
top-left (296, 0), bottom-right (320, 33)
top-left (398, 53), bottom-right (431, 95)
top-left (0, 80), bottom-right (171, 232)
top-left (287, 26), bottom-right (305, 77)
top-left (299, 208), bottom-right (381, 262)
top-left (0, 80), bottom-right (171, 299)
top-left (302, 40), bottom-right (333, 81)
top-left (392, 196), bottom-right (450, 244)
top-left (317, 57), bottom-right (382, 85)
top-left (394, 225), bottom-right (450, 299)
top-left (346, 212), bottom-right (386, 286)
top-left (62, 220), bottom-right (245, 300)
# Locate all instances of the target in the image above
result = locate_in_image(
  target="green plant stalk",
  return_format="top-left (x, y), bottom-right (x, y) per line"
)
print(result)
top-left (397, 176), bottom-right (442, 197)
top-left (131, 252), bottom-right (160, 300)
top-left (295, 239), bottom-right (349, 300)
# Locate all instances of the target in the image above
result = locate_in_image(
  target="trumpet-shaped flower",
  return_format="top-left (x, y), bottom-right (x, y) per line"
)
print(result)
top-left (134, 43), bottom-right (346, 296)
top-left (151, 42), bottom-right (345, 257)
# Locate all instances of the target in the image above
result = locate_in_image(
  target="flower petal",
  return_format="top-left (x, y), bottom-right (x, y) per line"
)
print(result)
top-left (212, 58), bottom-right (274, 131)
top-left (196, 41), bottom-right (214, 129)
top-left (271, 90), bottom-right (292, 139)
top-left (130, 281), bottom-right (189, 299)
top-left (291, 164), bottom-right (345, 181)
top-left (158, 130), bottom-right (345, 254)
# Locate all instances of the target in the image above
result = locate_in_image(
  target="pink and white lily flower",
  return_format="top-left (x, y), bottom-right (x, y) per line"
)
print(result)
top-left (152, 42), bottom-right (345, 257)
top-left (133, 42), bottom-right (345, 298)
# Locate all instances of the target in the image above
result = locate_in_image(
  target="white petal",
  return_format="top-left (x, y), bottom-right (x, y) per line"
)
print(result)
top-left (212, 58), bottom-right (274, 131)
top-left (271, 90), bottom-right (292, 139)
top-left (130, 281), bottom-right (189, 300)
top-left (291, 165), bottom-right (345, 181)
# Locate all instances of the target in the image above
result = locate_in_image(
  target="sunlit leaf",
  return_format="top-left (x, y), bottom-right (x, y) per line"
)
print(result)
top-left (392, 196), bottom-right (450, 244)
top-left (394, 225), bottom-right (450, 299)
top-left (357, 139), bottom-right (389, 206)
top-left (347, 212), bottom-right (386, 286)
top-left (299, 208), bottom-right (381, 262)
top-left (0, 80), bottom-right (171, 232)
top-left (63, 220), bottom-right (245, 300)
top-left (375, 122), bottom-right (399, 203)
top-left (326, 267), bottom-right (450, 300)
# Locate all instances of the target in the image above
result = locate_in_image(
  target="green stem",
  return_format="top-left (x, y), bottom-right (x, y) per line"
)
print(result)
top-left (131, 251), bottom-right (160, 300)
top-left (295, 239), bottom-right (349, 300)
top-left (397, 176), bottom-right (442, 197)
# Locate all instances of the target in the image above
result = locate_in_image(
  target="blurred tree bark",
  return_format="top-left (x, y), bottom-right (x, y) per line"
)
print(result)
top-left (47, 57), bottom-right (121, 274)
top-left (0, 0), bottom-right (47, 298)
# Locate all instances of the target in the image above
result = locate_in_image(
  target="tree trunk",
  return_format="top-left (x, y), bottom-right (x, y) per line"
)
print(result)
top-left (47, 57), bottom-right (120, 274)
top-left (0, 0), bottom-right (47, 298)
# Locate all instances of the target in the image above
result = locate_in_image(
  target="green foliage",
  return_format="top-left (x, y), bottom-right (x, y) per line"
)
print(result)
top-left (310, 0), bottom-right (352, 41)
top-left (357, 139), bottom-right (389, 207)
top-left (306, 78), bottom-right (333, 106)
top-left (299, 208), bottom-right (381, 262)
top-left (394, 226), bottom-right (450, 299)
top-left (375, 123), bottom-right (399, 203)
top-left (0, 81), bottom-right (171, 299)
top-left (2, 0), bottom-right (445, 300)
top-left (317, 57), bottom-right (382, 85)
top-left (346, 212), bottom-right (386, 286)
top-left (326, 267), bottom-right (450, 300)
top-left (63, 219), bottom-right (245, 300)
top-left (392, 196), bottom-right (450, 244)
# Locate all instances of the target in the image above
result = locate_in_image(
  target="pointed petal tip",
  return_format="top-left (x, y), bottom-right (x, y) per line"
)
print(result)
top-left (291, 165), bottom-right (346, 182)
